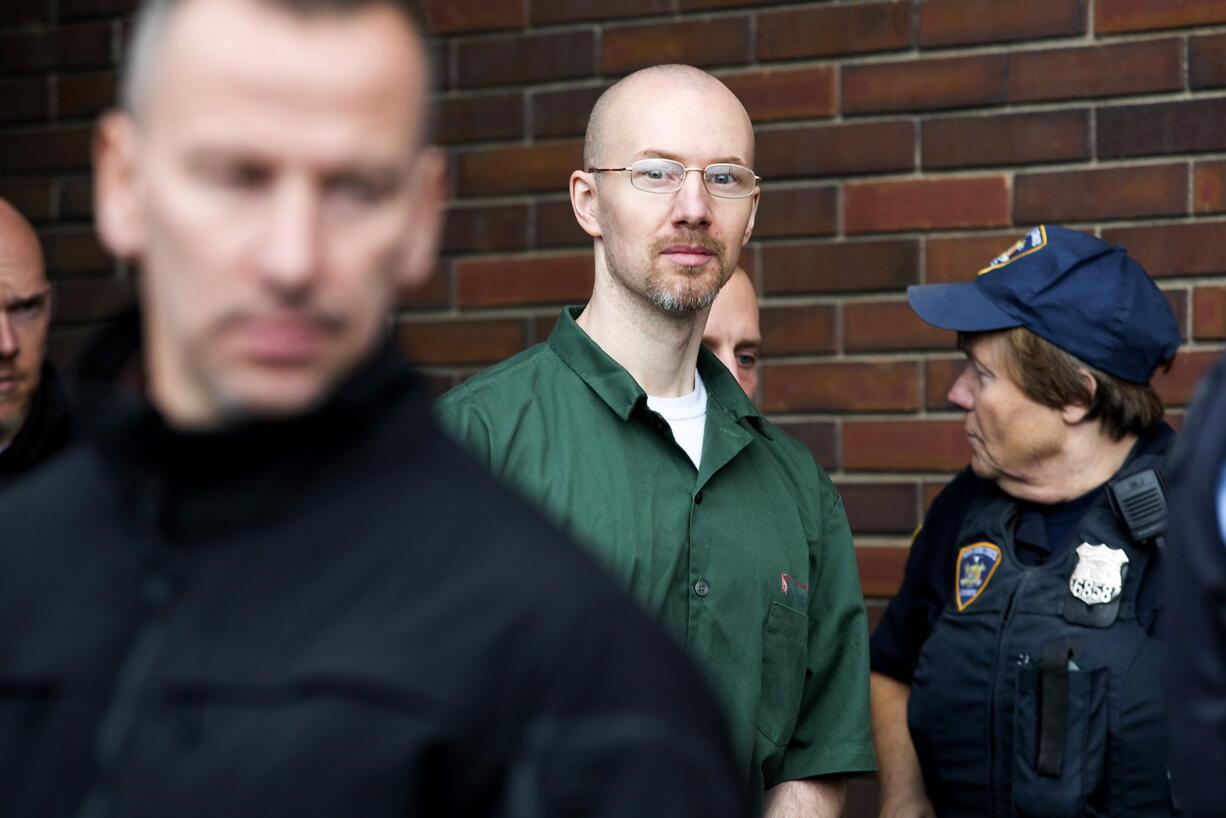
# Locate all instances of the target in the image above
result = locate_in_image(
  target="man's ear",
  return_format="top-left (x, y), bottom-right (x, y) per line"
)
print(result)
top-left (93, 111), bottom-right (146, 261)
top-left (570, 170), bottom-right (602, 239)
top-left (397, 146), bottom-right (447, 293)
top-left (1061, 368), bottom-right (1098, 425)
top-left (740, 186), bottom-right (759, 248)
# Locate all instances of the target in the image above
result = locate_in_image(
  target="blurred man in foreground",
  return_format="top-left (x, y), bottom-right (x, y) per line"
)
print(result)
top-left (870, 225), bottom-right (1180, 818)
top-left (438, 64), bottom-right (874, 816)
top-left (0, 1), bottom-right (749, 815)
top-left (0, 198), bottom-right (69, 484)
top-left (702, 266), bottom-right (760, 398)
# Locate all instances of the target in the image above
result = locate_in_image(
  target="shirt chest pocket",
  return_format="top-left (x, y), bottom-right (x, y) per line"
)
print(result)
top-left (755, 602), bottom-right (810, 747)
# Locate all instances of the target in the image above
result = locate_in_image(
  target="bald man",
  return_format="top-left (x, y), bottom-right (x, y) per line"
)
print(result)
top-left (703, 267), bottom-right (760, 398)
top-left (439, 64), bottom-right (875, 815)
top-left (0, 198), bottom-right (68, 483)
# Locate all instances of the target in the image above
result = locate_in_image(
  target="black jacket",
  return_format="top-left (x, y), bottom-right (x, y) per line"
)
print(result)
top-left (0, 361), bottom-right (70, 484)
top-left (0, 344), bottom-right (748, 818)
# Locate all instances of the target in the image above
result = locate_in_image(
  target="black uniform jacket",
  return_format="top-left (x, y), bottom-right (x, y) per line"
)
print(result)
top-left (0, 343), bottom-right (749, 818)
top-left (0, 361), bottom-right (70, 484)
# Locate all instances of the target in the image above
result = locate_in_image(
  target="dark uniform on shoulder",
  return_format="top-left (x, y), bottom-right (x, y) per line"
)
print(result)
top-left (870, 225), bottom-right (1181, 818)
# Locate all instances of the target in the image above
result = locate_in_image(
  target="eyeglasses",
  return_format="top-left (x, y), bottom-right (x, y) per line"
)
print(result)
top-left (587, 159), bottom-right (760, 199)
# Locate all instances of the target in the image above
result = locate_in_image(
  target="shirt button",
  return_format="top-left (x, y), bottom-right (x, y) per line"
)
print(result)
top-left (694, 578), bottom-right (710, 597)
top-left (694, 491), bottom-right (703, 505)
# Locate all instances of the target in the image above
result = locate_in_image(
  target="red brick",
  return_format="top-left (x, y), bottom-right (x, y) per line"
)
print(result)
top-left (1104, 222), bottom-right (1226, 277)
top-left (1165, 288), bottom-right (1190, 341)
top-left (1098, 98), bottom-right (1226, 159)
top-left (0, 127), bottom-right (93, 173)
top-left (455, 253), bottom-right (593, 308)
top-left (0, 180), bottom-right (53, 221)
top-left (531, 86), bottom-right (605, 140)
top-left (845, 177), bottom-right (1010, 234)
top-left (680, 0), bottom-right (784, 8)
top-left (454, 140), bottom-right (582, 197)
top-left (857, 544), bottom-right (911, 597)
top-left (0, 78), bottom-right (48, 123)
top-left (919, 0), bottom-right (1086, 46)
top-left (1014, 164), bottom-right (1187, 224)
top-left (757, 2), bottom-right (911, 61)
top-left (57, 177), bottom-right (93, 219)
top-left (532, 0), bottom-right (669, 24)
top-left (435, 92), bottom-right (523, 145)
top-left (398, 317), bottom-right (526, 366)
top-left (719, 66), bottom-right (836, 122)
top-left (603, 16), bottom-right (750, 73)
top-left (51, 277), bottom-right (134, 324)
top-left (1153, 350), bottom-right (1222, 408)
top-left (0, 23), bottom-right (113, 73)
top-left (844, 419), bottom-right (970, 472)
top-left (772, 420), bottom-right (838, 469)
top-left (398, 265), bottom-right (449, 310)
top-left (759, 304), bottom-right (837, 356)
top-left (924, 231), bottom-right (1028, 284)
top-left (531, 313), bottom-right (560, 345)
top-left (840, 485), bottom-right (918, 536)
top-left (754, 186), bottom-right (836, 239)
top-left (58, 0), bottom-right (133, 18)
top-left (762, 361), bottom-right (920, 413)
top-left (756, 121), bottom-right (915, 179)
top-left (1097, 0), bottom-right (1226, 33)
top-left (1194, 287), bottom-right (1226, 339)
top-left (536, 198), bottom-right (588, 248)
top-left (845, 301), bottom-right (953, 352)
top-left (924, 480), bottom-right (950, 510)
top-left (925, 357), bottom-right (965, 410)
top-left (762, 240), bottom-right (918, 295)
top-left (457, 30), bottom-right (594, 89)
top-left (57, 71), bottom-right (117, 117)
top-left (420, 0), bottom-right (524, 33)
top-left (1194, 160), bottom-right (1226, 214)
top-left (1190, 34), bottom-right (1226, 89)
top-left (843, 55), bottom-right (1006, 115)
top-left (922, 109), bottom-right (1089, 170)
top-left (1007, 39), bottom-right (1182, 103)
top-left (441, 203), bottom-right (530, 254)
top-left (41, 229), bottom-right (111, 274)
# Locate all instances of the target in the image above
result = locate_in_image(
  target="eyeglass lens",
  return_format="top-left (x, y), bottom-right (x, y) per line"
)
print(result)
top-left (629, 159), bottom-right (756, 198)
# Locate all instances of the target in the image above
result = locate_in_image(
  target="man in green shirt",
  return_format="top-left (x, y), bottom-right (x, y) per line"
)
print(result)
top-left (437, 64), bottom-right (874, 814)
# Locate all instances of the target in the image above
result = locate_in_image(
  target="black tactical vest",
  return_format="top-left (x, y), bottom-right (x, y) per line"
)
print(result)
top-left (908, 454), bottom-right (1172, 818)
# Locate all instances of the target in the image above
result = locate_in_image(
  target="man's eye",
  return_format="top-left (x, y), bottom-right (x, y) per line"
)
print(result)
top-left (329, 175), bottom-right (393, 204)
top-left (736, 353), bottom-right (757, 367)
top-left (10, 300), bottom-right (43, 319)
top-left (710, 173), bottom-right (733, 186)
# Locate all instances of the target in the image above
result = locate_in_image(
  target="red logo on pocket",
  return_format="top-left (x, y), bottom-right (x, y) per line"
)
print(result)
top-left (781, 573), bottom-right (809, 595)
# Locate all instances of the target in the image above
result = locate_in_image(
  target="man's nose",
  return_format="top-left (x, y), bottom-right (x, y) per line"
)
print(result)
top-left (670, 169), bottom-right (713, 228)
top-left (947, 365), bottom-right (976, 410)
top-left (0, 314), bottom-right (18, 359)
top-left (258, 179), bottom-right (323, 292)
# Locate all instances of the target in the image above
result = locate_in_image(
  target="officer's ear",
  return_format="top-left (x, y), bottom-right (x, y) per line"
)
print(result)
top-left (1060, 368), bottom-right (1098, 425)
top-left (570, 170), bottom-right (602, 240)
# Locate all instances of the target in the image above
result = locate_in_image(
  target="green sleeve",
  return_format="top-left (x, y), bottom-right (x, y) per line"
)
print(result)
top-left (774, 468), bottom-right (878, 783)
top-left (434, 386), bottom-right (494, 467)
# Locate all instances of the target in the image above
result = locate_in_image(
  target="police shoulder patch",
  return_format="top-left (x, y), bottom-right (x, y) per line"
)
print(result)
top-left (955, 542), bottom-right (1002, 611)
top-left (978, 225), bottom-right (1047, 275)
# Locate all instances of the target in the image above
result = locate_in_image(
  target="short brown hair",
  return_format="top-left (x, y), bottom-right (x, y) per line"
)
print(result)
top-left (959, 327), bottom-right (1170, 441)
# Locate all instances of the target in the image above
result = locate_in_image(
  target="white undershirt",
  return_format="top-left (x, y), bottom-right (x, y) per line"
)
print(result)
top-left (646, 370), bottom-right (707, 469)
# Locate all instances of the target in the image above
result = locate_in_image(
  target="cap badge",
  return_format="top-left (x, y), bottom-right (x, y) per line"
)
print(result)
top-left (1069, 542), bottom-right (1129, 606)
top-left (956, 542), bottom-right (1002, 611)
top-left (978, 225), bottom-right (1048, 275)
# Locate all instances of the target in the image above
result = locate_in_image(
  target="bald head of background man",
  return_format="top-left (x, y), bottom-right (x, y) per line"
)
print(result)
top-left (0, 199), bottom-right (55, 453)
top-left (702, 267), bottom-right (760, 398)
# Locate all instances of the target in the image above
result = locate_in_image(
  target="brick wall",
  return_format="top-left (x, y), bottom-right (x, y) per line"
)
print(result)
top-left (3, 0), bottom-right (1226, 804)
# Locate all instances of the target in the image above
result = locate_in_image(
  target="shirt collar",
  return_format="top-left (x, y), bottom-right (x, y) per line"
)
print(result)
top-left (546, 305), bottom-right (764, 425)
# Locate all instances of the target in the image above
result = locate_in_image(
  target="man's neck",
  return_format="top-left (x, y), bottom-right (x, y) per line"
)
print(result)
top-left (576, 273), bottom-right (708, 398)
top-left (996, 426), bottom-right (1140, 504)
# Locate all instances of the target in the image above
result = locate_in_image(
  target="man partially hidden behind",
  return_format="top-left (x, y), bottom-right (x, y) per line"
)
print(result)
top-left (0, 2), bottom-right (751, 815)
top-left (870, 226), bottom-right (1181, 818)
top-left (438, 65), bottom-right (875, 815)
top-left (702, 266), bottom-right (760, 398)
top-left (0, 198), bottom-right (69, 482)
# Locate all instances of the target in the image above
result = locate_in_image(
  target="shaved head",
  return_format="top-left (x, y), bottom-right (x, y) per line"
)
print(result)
top-left (583, 64), bottom-right (754, 169)
top-left (0, 201), bottom-right (44, 284)
top-left (0, 198), bottom-right (52, 445)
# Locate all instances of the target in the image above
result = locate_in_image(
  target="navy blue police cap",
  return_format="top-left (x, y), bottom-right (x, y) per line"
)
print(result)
top-left (907, 225), bottom-right (1180, 384)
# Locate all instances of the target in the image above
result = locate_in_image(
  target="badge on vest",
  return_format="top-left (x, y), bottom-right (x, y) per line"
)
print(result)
top-left (956, 542), bottom-right (1002, 611)
top-left (1064, 542), bottom-right (1129, 628)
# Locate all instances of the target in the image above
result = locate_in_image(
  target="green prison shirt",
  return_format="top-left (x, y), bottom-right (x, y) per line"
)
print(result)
top-left (436, 307), bottom-right (876, 794)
